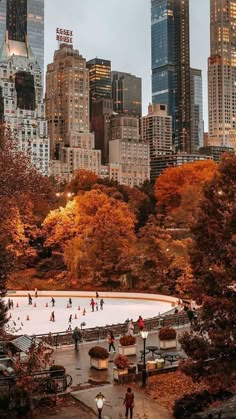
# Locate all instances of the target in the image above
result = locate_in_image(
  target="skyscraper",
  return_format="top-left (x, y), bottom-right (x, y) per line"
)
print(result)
top-left (111, 71), bottom-right (142, 117)
top-left (190, 68), bottom-right (204, 152)
top-left (0, 0), bottom-right (44, 72)
top-left (87, 58), bottom-right (111, 104)
top-left (208, 0), bottom-right (236, 144)
top-left (151, 0), bottom-right (191, 152)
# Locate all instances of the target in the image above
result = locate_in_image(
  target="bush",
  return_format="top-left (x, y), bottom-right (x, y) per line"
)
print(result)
top-left (173, 391), bottom-right (213, 418)
top-left (88, 346), bottom-right (109, 360)
top-left (114, 354), bottom-right (130, 369)
top-left (49, 365), bottom-right (65, 377)
top-left (119, 335), bottom-right (136, 346)
top-left (159, 327), bottom-right (176, 340)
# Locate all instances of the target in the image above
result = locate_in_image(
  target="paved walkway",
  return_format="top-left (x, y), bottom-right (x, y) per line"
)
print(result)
top-left (52, 328), bottom-right (188, 418)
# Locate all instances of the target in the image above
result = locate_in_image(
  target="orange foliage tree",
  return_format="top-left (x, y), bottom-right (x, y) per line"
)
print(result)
top-left (154, 160), bottom-right (217, 226)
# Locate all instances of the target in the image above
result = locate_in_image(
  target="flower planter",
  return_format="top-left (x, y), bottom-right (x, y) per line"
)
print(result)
top-left (118, 344), bottom-right (137, 356)
top-left (147, 361), bottom-right (156, 371)
top-left (113, 367), bottom-right (128, 381)
top-left (159, 339), bottom-right (177, 350)
top-left (90, 357), bottom-right (108, 370)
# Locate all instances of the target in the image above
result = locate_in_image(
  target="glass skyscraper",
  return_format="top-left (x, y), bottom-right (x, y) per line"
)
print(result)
top-left (190, 68), bottom-right (204, 152)
top-left (0, 0), bottom-right (44, 72)
top-left (151, 0), bottom-right (191, 152)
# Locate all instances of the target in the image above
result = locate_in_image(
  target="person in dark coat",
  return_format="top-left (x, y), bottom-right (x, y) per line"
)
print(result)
top-left (72, 326), bottom-right (82, 351)
top-left (123, 387), bottom-right (134, 419)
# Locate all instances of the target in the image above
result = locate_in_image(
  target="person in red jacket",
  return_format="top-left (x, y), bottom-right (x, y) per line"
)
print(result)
top-left (123, 387), bottom-right (134, 419)
top-left (90, 298), bottom-right (95, 312)
top-left (137, 315), bottom-right (144, 331)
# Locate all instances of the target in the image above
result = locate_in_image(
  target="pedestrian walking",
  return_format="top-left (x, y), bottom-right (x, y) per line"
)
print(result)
top-left (72, 326), bottom-right (82, 351)
top-left (137, 315), bottom-right (144, 331)
top-left (96, 302), bottom-right (99, 311)
top-left (28, 293), bottom-right (32, 305)
top-left (68, 298), bottom-right (72, 307)
top-left (51, 297), bottom-right (55, 307)
top-left (51, 311), bottom-right (55, 322)
top-left (127, 319), bottom-right (134, 336)
top-left (174, 307), bottom-right (179, 314)
top-left (100, 298), bottom-right (104, 310)
top-left (90, 298), bottom-right (95, 312)
top-left (187, 308), bottom-right (194, 325)
top-left (123, 387), bottom-right (134, 419)
top-left (69, 314), bottom-right (72, 323)
top-left (107, 330), bottom-right (116, 353)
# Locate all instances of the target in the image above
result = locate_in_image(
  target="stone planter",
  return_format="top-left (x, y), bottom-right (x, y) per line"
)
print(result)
top-left (113, 367), bottom-right (128, 381)
top-left (159, 339), bottom-right (177, 350)
top-left (118, 344), bottom-right (137, 356)
top-left (90, 357), bottom-right (108, 370)
top-left (128, 364), bottom-right (137, 374)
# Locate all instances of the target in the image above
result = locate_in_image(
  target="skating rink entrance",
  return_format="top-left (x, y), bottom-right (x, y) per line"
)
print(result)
top-left (4, 292), bottom-right (177, 335)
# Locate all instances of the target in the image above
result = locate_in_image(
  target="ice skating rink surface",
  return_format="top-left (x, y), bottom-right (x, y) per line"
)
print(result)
top-left (4, 294), bottom-right (173, 335)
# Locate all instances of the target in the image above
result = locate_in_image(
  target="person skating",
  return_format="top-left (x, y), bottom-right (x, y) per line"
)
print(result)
top-left (100, 298), bottom-right (104, 310)
top-left (137, 315), bottom-right (144, 331)
top-left (69, 314), bottom-right (72, 323)
top-left (35, 288), bottom-right (38, 298)
top-left (90, 298), bottom-right (95, 312)
top-left (96, 302), bottom-right (99, 311)
top-left (123, 387), bottom-right (134, 419)
top-left (107, 330), bottom-right (116, 353)
top-left (72, 326), bottom-right (82, 351)
top-left (28, 293), bottom-right (32, 305)
top-left (68, 298), bottom-right (72, 307)
top-left (8, 299), bottom-right (11, 310)
top-left (96, 291), bottom-right (99, 298)
top-left (51, 297), bottom-right (55, 307)
top-left (51, 311), bottom-right (55, 322)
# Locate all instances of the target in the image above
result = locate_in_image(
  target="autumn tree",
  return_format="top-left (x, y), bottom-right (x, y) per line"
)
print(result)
top-left (155, 160), bottom-right (217, 226)
top-left (66, 168), bottom-right (98, 194)
top-left (179, 153), bottom-right (236, 391)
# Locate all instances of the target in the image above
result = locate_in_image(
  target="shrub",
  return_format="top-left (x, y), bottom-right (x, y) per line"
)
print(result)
top-left (88, 346), bottom-right (109, 360)
top-left (114, 354), bottom-right (129, 369)
top-left (49, 365), bottom-right (65, 377)
top-left (119, 335), bottom-right (136, 346)
top-left (159, 327), bottom-right (176, 340)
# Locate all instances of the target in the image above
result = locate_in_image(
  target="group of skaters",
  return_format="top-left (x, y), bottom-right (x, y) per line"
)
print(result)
top-left (7, 299), bottom-right (14, 309)
top-left (90, 297), bottom-right (104, 312)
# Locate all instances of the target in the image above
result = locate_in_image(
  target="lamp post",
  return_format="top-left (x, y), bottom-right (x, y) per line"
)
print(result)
top-left (95, 392), bottom-right (105, 419)
top-left (140, 330), bottom-right (148, 388)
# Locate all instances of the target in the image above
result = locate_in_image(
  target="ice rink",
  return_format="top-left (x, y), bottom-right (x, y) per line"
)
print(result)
top-left (4, 296), bottom-right (173, 335)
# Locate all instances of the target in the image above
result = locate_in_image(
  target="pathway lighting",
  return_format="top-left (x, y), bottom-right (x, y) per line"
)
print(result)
top-left (140, 330), bottom-right (148, 388)
top-left (95, 392), bottom-right (105, 419)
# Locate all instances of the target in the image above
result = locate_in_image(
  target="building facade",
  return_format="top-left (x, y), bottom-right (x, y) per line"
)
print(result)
top-left (208, 0), bottom-right (236, 144)
top-left (90, 97), bottom-right (113, 164)
top-left (109, 115), bottom-right (150, 186)
top-left (152, 153), bottom-right (212, 178)
top-left (111, 71), bottom-right (142, 117)
top-left (199, 145), bottom-right (235, 163)
top-left (0, 31), bottom-right (49, 175)
top-left (87, 58), bottom-right (111, 110)
top-left (190, 68), bottom-right (204, 152)
top-left (46, 43), bottom-right (101, 181)
top-left (0, 0), bottom-right (44, 73)
top-left (151, 0), bottom-right (191, 152)
top-left (140, 104), bottom-right (173, 181)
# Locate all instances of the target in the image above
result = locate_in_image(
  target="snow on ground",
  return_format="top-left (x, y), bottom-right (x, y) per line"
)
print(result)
top-left (4, 296), bottom-right (172, 336)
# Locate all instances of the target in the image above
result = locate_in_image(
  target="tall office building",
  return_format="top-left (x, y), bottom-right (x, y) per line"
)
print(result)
top-left (190, 68), bottom-right (204, 152)
top-left (111, 71), bottom-right (142, 117)
top-left (90, 97), bottom-right (113, 164)
top-left (208, 0), bottom-right (236, 145)
top-left (46, 43), bottom-right (101, 181)
top-left (87, 58), bottom-right (111, 106)
top-left (151, 0), bottom-right (191, 152)
top-left (0, 0), bottom-right (44, 72)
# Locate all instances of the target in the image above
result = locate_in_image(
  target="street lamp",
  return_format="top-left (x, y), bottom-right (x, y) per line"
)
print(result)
top-left (140, 330), bottom-right (148, 388)
top-left (95, 392), bottom-right (105, 419)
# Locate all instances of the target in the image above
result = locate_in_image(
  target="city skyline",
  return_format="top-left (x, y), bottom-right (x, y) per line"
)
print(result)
top-left (44, 0), bottom-right (210, 127)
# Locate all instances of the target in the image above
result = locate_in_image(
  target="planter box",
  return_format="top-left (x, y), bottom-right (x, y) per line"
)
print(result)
top-left (113, 367), bottom-right (128, 381)
top-left (156, 358), bottom-right (165, 369)
top-left (118, 344), bottom-right (137, 356)
top-left (128, 364), bottom-right (137, 374)
top-left (90, 357), bottom-right (108, 370)
top-left (159, 339), bottom-right (177, 350)
top-left (147, 361), bottom-right (156, 371)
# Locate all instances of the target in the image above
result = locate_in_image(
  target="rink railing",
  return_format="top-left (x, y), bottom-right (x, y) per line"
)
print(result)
top-left (34, 311), bottom-right (190, 348)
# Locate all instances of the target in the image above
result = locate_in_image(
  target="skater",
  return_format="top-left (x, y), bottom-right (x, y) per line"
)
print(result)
top-left (8, 299), bottom-right (11, 310)
top-left (51, 297), bottom-right (55, 307)
top-left (90, 298), bottom-right (95, 312)
top-left (35, 288), bottom-right (38, 298)
top-left (69, 314), bottom-right (72, 323)
top-left (67, 324), bottom-right (72, 332)
top-left (28, 293), bottom-right (32, 305)
top-left (10, 300), bottom-right (14, 309)
top-left (107, 330), bottom-right (116, 353)
top-left (72, 326), bottom-right (82, 351)
top-left (137, 315), bottom-right (144, 331)
top-left (127, 319), bottom-right (134, 336)
top-left (51, 311), bottom-right (55, 322)
top-left (83, 308), bottom-right (86, 316)
top-left (96, 302), bottom-right (99, 311)
top-left (68, 298), bottom-right (72, 307)
top-left (96, 291), bottom-right (99, 298)
top-left (123, 387), bottom-right (134, 419)
top-left (100, 298), bottom-right (104, 310)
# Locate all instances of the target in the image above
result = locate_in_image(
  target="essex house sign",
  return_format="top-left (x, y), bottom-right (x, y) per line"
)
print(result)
top-left (56, 28), bottom-right (73, 44)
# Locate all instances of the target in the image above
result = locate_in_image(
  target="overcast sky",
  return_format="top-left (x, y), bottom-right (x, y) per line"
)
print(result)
top-left (45, 0), bottom-right (210, 128)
